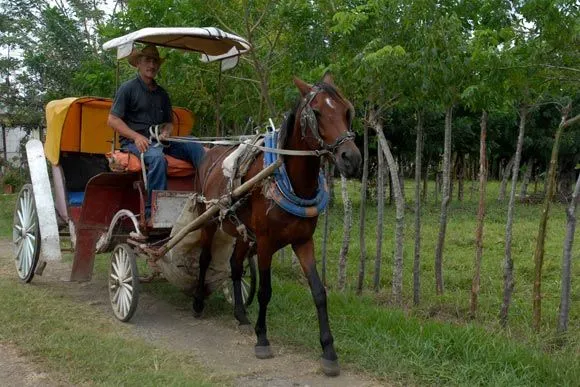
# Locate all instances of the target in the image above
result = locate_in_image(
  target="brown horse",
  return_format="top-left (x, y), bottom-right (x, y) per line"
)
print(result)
top-left (194, 73), bottom-right (361, 376)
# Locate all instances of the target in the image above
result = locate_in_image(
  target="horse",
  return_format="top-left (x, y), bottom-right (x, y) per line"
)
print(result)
top-left (193, 73), bottom-right (361, 376)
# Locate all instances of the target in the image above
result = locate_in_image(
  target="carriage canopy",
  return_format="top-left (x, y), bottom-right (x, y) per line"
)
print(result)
top-left (44, 97), bottom-right (194, 165)
top-left (102, 27), bottom-right (252, 71)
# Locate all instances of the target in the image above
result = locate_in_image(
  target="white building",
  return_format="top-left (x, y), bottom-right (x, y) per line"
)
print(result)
top-left (1, 127), bottom-right (41, 166)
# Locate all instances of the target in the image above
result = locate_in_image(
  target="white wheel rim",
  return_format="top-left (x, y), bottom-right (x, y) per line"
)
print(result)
top-left (109, 247), bottom-right (135, 319)
top-left (13, 187), bottom-right (38, 280)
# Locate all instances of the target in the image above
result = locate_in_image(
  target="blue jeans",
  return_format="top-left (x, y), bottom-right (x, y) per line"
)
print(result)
top-left (122, 140), bottom-right (205, 216)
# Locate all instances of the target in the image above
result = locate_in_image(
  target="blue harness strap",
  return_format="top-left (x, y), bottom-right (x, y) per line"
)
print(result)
top-left (263, 131), bottom-right (329, 218)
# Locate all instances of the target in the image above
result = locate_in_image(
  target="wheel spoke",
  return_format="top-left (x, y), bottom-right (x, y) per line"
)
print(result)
top-left (123, 282), bottom-right (133, 293)
top-left (112, 286), bottom-right (121, 304)
top-left (17, 209), bottom-right (24, 229)
top-left (241, 281), bottom-right (249, 301)
top-left (20, 195), bottom-right (28, 223)
top-left (14, 240), bottom-right (24, 259)
top-left (20, 241), bottom-right (29, 274)
top-left (121, 289), bottom-right (129, 316)
top-left (110, 273), bottom-right (119, 282)
top-left (27, 221), bottom-right (37, 235)
top-left (112, 260), bottom-right (119, 277)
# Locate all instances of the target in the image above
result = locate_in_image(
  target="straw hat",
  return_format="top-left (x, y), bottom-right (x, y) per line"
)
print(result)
top-left (128, 45), bottom-right (164, 67)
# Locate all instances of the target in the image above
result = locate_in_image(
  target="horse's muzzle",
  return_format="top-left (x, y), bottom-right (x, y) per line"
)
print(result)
top-left (334, 142), bottom-right (362, 178)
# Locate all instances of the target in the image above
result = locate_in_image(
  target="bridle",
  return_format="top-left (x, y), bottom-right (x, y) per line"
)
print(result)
top-left (298, 85), bottom-right (355, 153)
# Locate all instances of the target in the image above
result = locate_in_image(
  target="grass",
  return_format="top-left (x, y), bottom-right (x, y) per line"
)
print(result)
top-left (0, 273), bottom-right (221, 385)
top-left (0, 178), bottom-right (578, 385)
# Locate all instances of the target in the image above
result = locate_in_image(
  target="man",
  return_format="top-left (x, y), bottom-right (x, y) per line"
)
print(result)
top-left (107, 44), bottom-right (204, 217)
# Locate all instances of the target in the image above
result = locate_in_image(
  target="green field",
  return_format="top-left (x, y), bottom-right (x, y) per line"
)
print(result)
top-left (0, 179), bottom-right (578, 385)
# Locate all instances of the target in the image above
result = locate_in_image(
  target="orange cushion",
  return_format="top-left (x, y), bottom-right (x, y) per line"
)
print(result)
top-left (106, 151), bottom-right (195, 177)
top-left (165, 155), bottom-right (195, 177)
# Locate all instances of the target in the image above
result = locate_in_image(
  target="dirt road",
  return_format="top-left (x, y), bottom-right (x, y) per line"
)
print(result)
top-left (0, 240), bottom-right (381, 386)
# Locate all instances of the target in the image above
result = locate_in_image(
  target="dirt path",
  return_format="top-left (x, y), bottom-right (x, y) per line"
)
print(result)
top-left (0, 240), bottom-right (381, 386)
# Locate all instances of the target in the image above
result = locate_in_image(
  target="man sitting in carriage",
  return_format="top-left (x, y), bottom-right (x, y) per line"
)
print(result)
top-left (107, 44), bottom-right (205, 218)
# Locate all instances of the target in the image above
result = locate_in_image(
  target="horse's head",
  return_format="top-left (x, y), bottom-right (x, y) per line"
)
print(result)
top-left (293, 73), bottom-right (361, 178)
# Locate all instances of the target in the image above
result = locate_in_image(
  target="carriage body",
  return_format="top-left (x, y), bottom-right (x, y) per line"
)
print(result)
top-left (15, 96), bottom-right (197, 280)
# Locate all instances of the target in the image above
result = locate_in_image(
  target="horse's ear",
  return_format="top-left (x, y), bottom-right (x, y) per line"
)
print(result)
top-left (322, 71), bottom-right (335, 86)
top-left (293, 77), bottom-right (312, 97)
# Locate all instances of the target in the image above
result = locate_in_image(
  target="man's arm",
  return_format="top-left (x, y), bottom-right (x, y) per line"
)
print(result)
top-left (107, 114), bottom-right (150, 153)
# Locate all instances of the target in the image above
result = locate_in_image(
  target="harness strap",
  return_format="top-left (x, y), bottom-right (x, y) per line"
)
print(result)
top-left (165, 135), bottom-right (330, 156)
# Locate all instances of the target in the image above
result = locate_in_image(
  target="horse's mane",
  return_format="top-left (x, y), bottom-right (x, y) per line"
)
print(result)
top-left (277, 81), bottom-right (345, 149)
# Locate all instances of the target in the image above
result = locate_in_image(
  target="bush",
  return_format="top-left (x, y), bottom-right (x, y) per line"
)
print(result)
top-left (1, 167), bottom-right (27, 193)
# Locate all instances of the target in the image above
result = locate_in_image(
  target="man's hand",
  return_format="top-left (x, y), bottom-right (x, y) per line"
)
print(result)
top-left (159, 122), bottom-right (173, 141)
top-left (134, 133), bottom-right (150, 153)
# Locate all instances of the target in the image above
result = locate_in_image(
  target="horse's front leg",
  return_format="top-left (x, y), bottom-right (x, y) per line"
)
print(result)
top-left (254, 242), bottom-right (274, 359)
top-left (293, 238), bottom-right (340, 376)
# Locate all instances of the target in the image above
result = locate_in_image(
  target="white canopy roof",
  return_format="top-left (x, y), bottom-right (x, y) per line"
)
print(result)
top-left (102, 27), bottom-right (251, 70)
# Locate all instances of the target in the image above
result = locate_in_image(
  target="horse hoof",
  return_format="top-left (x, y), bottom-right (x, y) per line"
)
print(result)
top-left (255, 345), bottom-right (274, 359)
top-left (192, 309), bottom-right (203, 319)
top-left (321, 358), bottom-right (340, 377)
top-left (238, 324), bottom-right (253, 335)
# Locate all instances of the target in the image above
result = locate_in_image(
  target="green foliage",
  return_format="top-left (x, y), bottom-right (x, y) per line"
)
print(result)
top-left (1, 166), bottom-right (27, 192)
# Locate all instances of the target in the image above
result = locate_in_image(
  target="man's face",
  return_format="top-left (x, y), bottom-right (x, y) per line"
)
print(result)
top-left (137, 56), bottom-right (160, 80)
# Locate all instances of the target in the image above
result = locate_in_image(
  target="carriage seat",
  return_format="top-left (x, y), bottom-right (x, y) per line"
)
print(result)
top-left (106, 150), bottom-right (196, 177)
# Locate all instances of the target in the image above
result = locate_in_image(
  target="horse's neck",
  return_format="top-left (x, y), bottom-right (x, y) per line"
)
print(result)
top-left (284, 124), bottom-right (321, 199)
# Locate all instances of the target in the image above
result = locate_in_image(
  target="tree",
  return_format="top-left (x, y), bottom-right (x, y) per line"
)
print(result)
top-left (558, 171), bottom-right (580, 334)
top-left (357, 124), bottom-right (369, 294)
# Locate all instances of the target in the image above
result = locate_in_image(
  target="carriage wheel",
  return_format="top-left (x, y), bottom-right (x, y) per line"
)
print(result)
top-left (13, 184), bottom-right (41, 283)
top-left (109, 244), bottom-right (139, 322)
top-left (224, 254), bottom-right (257, 308)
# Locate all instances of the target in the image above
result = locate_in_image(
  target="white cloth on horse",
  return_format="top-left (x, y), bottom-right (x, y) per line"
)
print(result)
top-left (222, 139), bottom-right (252, 178)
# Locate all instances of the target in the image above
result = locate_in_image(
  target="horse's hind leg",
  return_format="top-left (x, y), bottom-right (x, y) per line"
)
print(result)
top-left (192, 228), bottom-right (214, 318)
top-left (230, 240), bottom-right (252, 328)
top-left (292, 238), bottom-right (340, 376)
top-left (254, 242), bottom-right (274, 359)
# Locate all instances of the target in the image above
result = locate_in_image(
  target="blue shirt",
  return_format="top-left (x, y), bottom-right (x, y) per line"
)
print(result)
top-left (110, 75), bottom-right (172, 144)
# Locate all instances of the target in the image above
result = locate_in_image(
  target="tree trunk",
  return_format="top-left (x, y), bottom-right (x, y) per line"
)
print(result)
top-left (498, 155), bottom-right (515, 202)
top-left (398, 161), bottom-right (405, 201)
top-left (558, 172), bottom-right (580, 334)
top-left (520, 159), bottom-right (533, 198)
top-left (450, 152), bottom-right (457, 201)
top-left (370, 109), bottom-right (405, 304)
top-left (1, 124), bottom-right (7, 164)
top-left (422, 160), bottom-right (429, 203)
top-left (321, 162), bottom-right (331, 287)
top-left (532, 107), bottom-right (579, 332)
top-left (471, 110), bottom-right (488, 318)
top-left (337, 174), bottom-right (352, 291)
top-left (434, 106), bottom-right (453, 295)
top-left (413, 111), bottom-right (424, 305)
top-left (500, 105), bottom-right (528, 327)
top-left (457, 154), bottom-right (464, 202)
top-left (374, 140), bottom-right (385, 292)
top-left (434, 171), bottom-right (439, 203)
top-left (388, 166), bottom-right (394, 205)
top-left (357, 125), bottom-right (369, 294)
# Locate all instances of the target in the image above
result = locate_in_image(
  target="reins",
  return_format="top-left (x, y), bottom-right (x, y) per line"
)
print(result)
top-left (147, 82), bottom-right (355, 158)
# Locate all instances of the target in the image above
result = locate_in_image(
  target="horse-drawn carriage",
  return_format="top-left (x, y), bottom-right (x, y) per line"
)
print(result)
top-left (13, 26), bottom-right (361, 376)
top-left (13, 27), bottom-right (256, 322)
